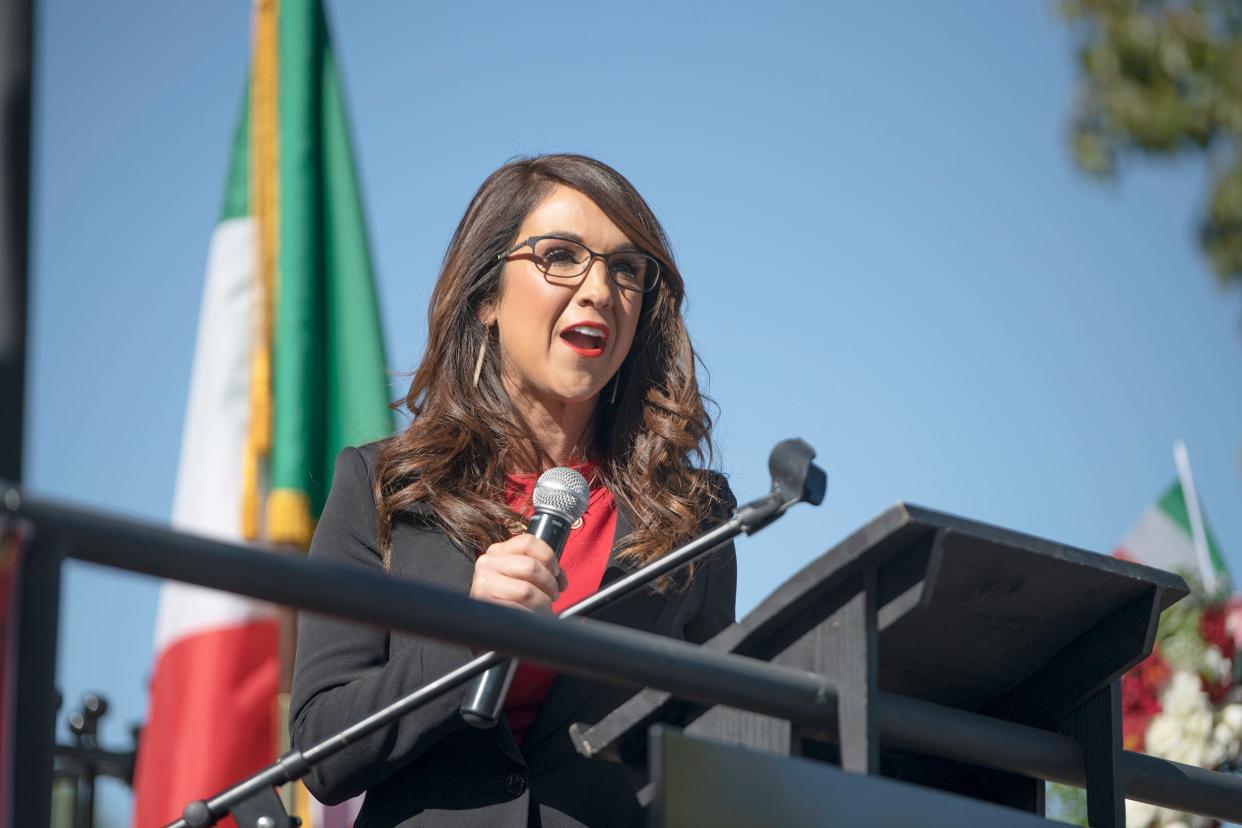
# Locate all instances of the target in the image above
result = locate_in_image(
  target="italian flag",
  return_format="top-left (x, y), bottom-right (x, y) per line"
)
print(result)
top-left (130, 1), bottom-right (391, 826)
top-left (1114, 480), bottom-right (1231, 592)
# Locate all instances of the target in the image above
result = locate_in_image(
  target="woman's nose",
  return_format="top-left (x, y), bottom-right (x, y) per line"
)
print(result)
top-left (576, 257), bottom-right (613, 307)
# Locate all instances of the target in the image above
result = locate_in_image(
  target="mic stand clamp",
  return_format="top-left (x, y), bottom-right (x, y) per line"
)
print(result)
top-left (230, 788), bottom-right (298, 828)
top-left (183, 787), bottom-right (298, 828)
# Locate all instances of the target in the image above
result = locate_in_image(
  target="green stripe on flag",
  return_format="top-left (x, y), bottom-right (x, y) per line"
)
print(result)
top-left (220, 88), bottom-right (250, 222)
top-left (1157, 481), bottom-right (1229, 577)
top-left (320, 44), bottom-right (392, 488)
top-left (269, 0), bottom-right (392, 528)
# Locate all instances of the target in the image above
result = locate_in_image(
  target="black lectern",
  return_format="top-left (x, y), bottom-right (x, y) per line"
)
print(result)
top-left (573, 503), bottom-right (1189, 827)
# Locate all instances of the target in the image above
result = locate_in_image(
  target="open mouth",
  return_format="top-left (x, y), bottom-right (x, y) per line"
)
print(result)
top-left (559, 323), bottom-right (608, 357)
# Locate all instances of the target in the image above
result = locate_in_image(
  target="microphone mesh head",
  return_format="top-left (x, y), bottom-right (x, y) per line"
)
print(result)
top-left (533, 467), bottom-right (591, 521)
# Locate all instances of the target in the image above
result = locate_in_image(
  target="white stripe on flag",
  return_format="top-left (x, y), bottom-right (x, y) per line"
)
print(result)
top-left (155, 217), bottom-right (275, 652)
top-left (1119, 506), bottom-right (1199, 578)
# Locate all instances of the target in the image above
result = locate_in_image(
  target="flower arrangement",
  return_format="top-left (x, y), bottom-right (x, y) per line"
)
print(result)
top-left (1120, 589), bottom-right (1242, 828)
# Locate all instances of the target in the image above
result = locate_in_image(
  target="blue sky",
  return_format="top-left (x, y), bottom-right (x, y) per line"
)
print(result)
top-left (27, 2), bottom-right (1242, 824)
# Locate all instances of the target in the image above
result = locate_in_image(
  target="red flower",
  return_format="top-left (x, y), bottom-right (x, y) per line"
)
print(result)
top-left (1137, 646), bottom-right (1171, 694)
top-left (1203, 673), bottom-right (1231, 704)
top-left (1225, 595), bottom-right (1242, 650)
top-left (1199, 603), bottom-right (1237, 704)
top-left (1121, 647), bottom-right (1169, 752)
top-left (1201, 605), bottom-right (1231, 654)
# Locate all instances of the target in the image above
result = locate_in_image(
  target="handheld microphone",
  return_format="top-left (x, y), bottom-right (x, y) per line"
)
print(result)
top-left (460, 466), bottom-right (590, 728)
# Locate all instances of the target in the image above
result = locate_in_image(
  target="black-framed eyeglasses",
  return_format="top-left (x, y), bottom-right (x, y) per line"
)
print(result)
top-left (498, 235), bottom-right (662, 293)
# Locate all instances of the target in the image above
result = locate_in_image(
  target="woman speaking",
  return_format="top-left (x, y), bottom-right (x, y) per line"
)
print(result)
top-left (289, 154), bottom-right (736, 827)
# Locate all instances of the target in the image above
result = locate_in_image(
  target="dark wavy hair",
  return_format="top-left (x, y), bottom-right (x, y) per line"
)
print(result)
top-left (375, 154), bottom-right (720, 578)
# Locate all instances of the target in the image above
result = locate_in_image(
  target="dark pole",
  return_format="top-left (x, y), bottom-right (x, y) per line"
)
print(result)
top-left (0, 0), bottom-right (32, 483)
top-left (0, 0), bottom-right (33, 824)
top-left (6, 527), bottom-right (61, 828)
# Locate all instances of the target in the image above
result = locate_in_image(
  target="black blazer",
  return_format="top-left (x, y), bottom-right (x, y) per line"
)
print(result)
top-left (289, 443), bottom-right (737, 827)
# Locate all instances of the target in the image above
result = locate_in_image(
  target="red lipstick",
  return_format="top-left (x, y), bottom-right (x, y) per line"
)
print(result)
top-left (558, 321), bottom-right (609, 358)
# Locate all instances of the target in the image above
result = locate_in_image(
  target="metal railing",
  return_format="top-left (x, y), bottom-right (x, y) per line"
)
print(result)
top-left (5, 486), bottom-right (1242, 827)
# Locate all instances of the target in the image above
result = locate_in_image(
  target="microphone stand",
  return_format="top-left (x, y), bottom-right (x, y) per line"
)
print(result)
top-left (168, 438), bottom-right (826, 828)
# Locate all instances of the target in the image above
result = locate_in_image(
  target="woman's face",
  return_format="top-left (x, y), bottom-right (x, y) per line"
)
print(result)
top-left (486, 184), bottom-right (644, 417)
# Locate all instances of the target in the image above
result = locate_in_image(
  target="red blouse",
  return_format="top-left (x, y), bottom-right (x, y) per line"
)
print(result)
top-left (500, 465), bottom-right (617, 744)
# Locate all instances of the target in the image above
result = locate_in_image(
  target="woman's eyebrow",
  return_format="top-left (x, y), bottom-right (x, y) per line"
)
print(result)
top-left (543, 230), bottom-right (641, 253)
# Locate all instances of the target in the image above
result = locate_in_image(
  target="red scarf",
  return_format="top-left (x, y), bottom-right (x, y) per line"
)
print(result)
top-left (501, 464), bottom-right (617, 744)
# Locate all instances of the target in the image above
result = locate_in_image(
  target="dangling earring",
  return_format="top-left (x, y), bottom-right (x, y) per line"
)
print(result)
top-left (472, 333), bottom-right (488, 388)
top-left (609, 372), bottom-right (621, 404)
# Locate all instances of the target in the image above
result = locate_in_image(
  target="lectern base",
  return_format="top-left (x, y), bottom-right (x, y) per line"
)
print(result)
top-left (649, 728), bottom-right (1053, 828)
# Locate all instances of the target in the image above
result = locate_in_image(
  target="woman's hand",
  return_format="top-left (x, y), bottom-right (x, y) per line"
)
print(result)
top-left (469, 534), bottom-right (570, 613)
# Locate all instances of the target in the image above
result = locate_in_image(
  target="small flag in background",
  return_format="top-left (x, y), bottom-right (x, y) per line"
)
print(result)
top-left (130, 0), bottom-right (391, 825)
top-left (1113, 479), bottom-right (1230, 592)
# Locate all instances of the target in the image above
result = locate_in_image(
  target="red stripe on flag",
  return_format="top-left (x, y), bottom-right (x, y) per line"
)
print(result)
top-left (132, 619), bottom-right (279, 828)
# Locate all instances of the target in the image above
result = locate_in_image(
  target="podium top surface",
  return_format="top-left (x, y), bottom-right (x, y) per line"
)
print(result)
top-left (576, 503), bottom-right (1189, 758)
top-left (829, 503), bottom-right (1186, 711)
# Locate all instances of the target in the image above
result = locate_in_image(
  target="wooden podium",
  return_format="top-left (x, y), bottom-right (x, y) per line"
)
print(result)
top-left (572, 503), bottom-right (1188, 826)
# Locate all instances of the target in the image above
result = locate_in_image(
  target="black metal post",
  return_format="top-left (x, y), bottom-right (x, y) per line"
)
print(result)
top-left (0, 0), bottom-right (32, 484)
top-left (5, 516), bottom-right (62, 828)
top-left (0, 3), bottom-right (34, 822)
top-left (1056, 682), bottom-right (1124, 827)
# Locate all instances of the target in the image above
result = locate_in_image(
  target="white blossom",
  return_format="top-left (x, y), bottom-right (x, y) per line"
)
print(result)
top-left (1201, 645), bottom-right (1230, 680)
top-left (1125, 798), bottom-right (1157, 827)
top-left (1145, 713), bottom-right (1180, 757)
top-left (1161, 671), bottom-right (1207, 718)
top-left (1223, 703), bottom-right (1242, 734)
top-left (1144, 671), bottom-right (1225, 769)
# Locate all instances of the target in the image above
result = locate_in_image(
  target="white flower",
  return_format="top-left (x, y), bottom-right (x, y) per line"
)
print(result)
top-left (1161, 671), bottom-right (1207, 718)
top-left (1213, 721), bottom-right (1234, 747)
top-left (1202, 736), bottom-right (1227, 769)
top-left (1145, 713), bottom-right (1180, 757)
top-left (1144, 672), bottom-right (1235, 770)
top-left (1202, 645), bottom-right (1231, 680)
top-left (1125, 798), bottom-right (1156, 827)
top-left (1214, 712), bottom-right (1241, 761)
top-left (1169, 739), bottom-right (1205, 768)
top-left (1182, 707), bottom-right (1213, 742)
top-left (1223, 704), bottom-right (1242, 735)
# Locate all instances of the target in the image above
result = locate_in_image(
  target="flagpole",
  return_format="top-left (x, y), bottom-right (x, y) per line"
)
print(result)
top-left (1173, 439), bottom-right (1217, 595)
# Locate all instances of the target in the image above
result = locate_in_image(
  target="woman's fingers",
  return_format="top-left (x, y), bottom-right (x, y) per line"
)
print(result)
top-left (471, 568), bottom-right (554, 613)
top-left (486, 554), bottom-right (560, 602)
top-left (483, 534), bottom-right (562, 578)
top-left (469, 534), bottom-right (564, 612)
